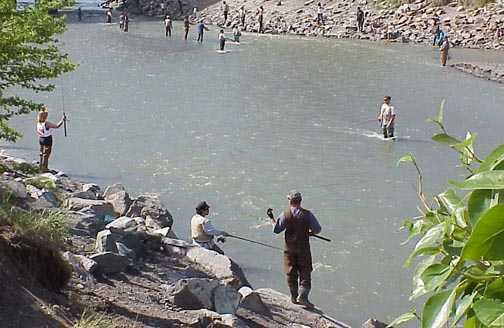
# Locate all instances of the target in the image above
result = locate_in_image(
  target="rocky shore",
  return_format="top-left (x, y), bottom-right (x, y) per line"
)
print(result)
top-left (451, 62), bottom-right (504, 82)
top-left (0, 151), bottom-right (369, 327)
top-left (195, 0), bottom-right (504, 49)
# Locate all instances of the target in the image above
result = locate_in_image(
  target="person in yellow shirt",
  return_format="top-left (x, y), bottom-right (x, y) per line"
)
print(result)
top-left (191, 201), bottom-right (229, 254)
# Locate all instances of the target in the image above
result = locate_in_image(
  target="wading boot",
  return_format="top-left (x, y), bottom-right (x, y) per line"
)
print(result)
top-left (289, 287), bottom-right (299, 304)
top-left (297, 287), bottom-right (314, 309)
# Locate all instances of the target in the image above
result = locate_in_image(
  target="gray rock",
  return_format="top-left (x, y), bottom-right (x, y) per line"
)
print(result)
top-left (125, 195), bottom-right (173, 230)
top-left (116, 241), bottom-right (136, 259)
top-left (185, 246), bottom-right (250, 288)
top-left (167, 278), bottom-right (219, 310)
top-left (65, 198), bottom-right (116, 219)
top-left (103, 183), bottom-right (126, 199)
top-left (104, 184), bottom-right (131, 216)
top-left (0, 180), bottom-right (27, 198)
top-left (95, 229), bottom-right (120, 253)
top-left (120, 230), bottom-right (147, 257)
top-left (66, 211), bottom-right (105, 237)
top-left (162, 237), bottom-right (191, 257)
top-left (70, 190), bottom-right (97, 200)
top-left (62, 251), bottom-right (97, 284)
top-left (90, 252), bottom-right (129, 274)
top-left (219, 314), bottom-right (249, 328)
top-left (105, 216), bottom-right (139, 232)
top-left (362, 318), bottom-right (389, 328)
top-left (238, 286), bottom-right (269, 315)
top-left (214, 284), bottom-right (241, 314)
top-left (82, 183), bottom-right (100, 194)
top-left (28, 191), bottom-right (59, 209)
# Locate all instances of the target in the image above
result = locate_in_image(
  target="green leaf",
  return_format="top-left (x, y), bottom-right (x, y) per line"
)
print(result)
top-left (450, 171), bottom-right (504, 190)
top-left (405, 224), bottom-right (445, 267)
top-left (411, 255), bottom-right (438, 300)
top-left (462, 204), bottom-right (504, 261)
top-left (468, 190), bottom-right (493, 227)
top-left (473, 298), bottom-right (504, 326)
top-left (427, 99), bottom-right (445, 125)
top-left (476, 144), bottom-right (504, 173)
top-left (421, 289), bottom-right (457, 328)
top-left (485, 278), bottom-right (504, 300)
top-left (388, 311), bottom-right (417, 327)
top-left (450, 292), bottom-right (478, 328)
top-left (397, 154), bottom-right (416, 167)
top-left (420, 263), bottom-right (452, 292)
top-left (438, 189), bottom-right (463, 215)
top-left (432, 133), bottom-right (461, 146)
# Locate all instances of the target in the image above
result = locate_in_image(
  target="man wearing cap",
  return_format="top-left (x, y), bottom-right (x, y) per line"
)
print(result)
top-left (191, 201), bottom-right (229, 254)
top-left (272, 191), bottom-right (322, 308)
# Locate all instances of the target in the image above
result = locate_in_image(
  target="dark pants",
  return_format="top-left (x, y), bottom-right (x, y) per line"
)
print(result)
top-left (241, 16), bottom-right (245, 26)
top-left (165, 26), bottom-right (171, 37)
top-left (39, 136), bottom-right (53, 173)
top-left (259, 19), bottom-right (263, 33)
top-left (220, 39), bottom-right (225, 50)
top-left (107, 15), bottom-right (111, 23)
top-left (441, 50), bottom-right (448, 66)
top-left (197, 32), bottom-right (203, 42)
top-left (184, 28), bottom-right (189, 40)
top-left (358, 19), bottom-right (364, 32)
top-left (317, 13), bottom-right (324, 25)
top-left (224, 11), bottom-right (228, 23)
top-left (284, 248), bottom-right (312, 291)
top-left (383, 125), bottom-right (394, 138)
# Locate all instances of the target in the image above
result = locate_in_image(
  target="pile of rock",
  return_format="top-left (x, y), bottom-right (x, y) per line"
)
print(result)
top-left (198, 0), bottom-right (504, 49)
top-left (451, 62), bottom-right (504, 82)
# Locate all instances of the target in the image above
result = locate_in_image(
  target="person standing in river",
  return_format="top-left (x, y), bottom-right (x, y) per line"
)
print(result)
top-left (440, 35), bottom-right (450, 67)
top-left (197, 20), bottom-right (209, 43)
top-left (36, 108), bottom-right (66, 173)
top-left (271, 191), bottom-right (322, 308)
top-left (164, 15), bottom-right (173, 38)
top-left (184, 16), bottom-right (191, 40)
top-left (357, 7), bottom-right (365, 32)
top-left (218, 29), bottom-right (226, 50)
top-left (106, 8), bottom-right (112, 23)
top-left (378, 95), bottom-right (396, 139)
top-left (123, 12), bottom-right (129, 32)
top-left (77, 7), bottom-right (82, 21)
top-left (191, 201), bottom-right (229, 254)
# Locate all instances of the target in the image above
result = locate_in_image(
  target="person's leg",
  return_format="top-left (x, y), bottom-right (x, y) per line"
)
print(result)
top-left (185, 28), bottom-right (188, 40)
top-left (165, 27), bottom-right (168, 37)
top-left (441, 51), bottom-right (447, 66)
top-left (39, 143), bottom-right (44, 173)
top-left (284, 252), bottom-right (299, 304)
top-left (41, 144), bottom-right (52, 173)
top-left (388, 125), bottom-right (394, 138)
top-left (297, 252), bottom-right (313, 307)
top-left (169, 27), bottom-right (171, 37)
top-left (383, 126), bottom-right (388, 138)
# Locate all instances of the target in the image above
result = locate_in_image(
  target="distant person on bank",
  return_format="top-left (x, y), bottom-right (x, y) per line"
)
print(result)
top-left (36, 109), bottom-right (65, 173)
top-left (357, 7), bottom-right (365, 32)
top-left (440, 35), bottom-right (450, 67)
top-left (239, 5), bottom-right (246, 27)
top-left (222, 1), bottom-right (229, 25)
top-left (378, 95), bottom-right (396, 139)
top-left (272, 191), bottom-right (322, 308)
top-left (191, 201), bottom-right (229, 254)
top-left (257, 6), bottom-right (264, 33)
top-left (316, 3), bottom-right (324, 25)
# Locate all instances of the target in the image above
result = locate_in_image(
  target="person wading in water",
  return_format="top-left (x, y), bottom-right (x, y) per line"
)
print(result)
top-left (184, 15), bottom-right (191, 40)
top-left (197, 20), bottom-right (209, 43)
top-left (106, 8), bottom-right (112, 23)
top-left (164, 15), bottom-right (173, 37)
top-left (271, 191), bottom-right (322, 308)
top-left (191, 201), bottom-right (229, 254)
top-left (440, 35), bottom-right (450, 67)
top-left (36, 108), bottom-right (65, 173)
top-left (378, 95), bottom-right (396, 139)
top-left (218, 29), bottom-right (226, 50)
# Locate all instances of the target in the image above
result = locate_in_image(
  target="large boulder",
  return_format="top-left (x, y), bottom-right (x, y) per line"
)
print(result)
top-left (104, 184), bottom-right (131, 216)
top-left (167, 278), bottom-right (219, 310)
top-left (105, 216), bottom-right (143, 232)
top-left (64, 198), bottom-right (116, 219)
top-left (238, 286), bottom-right (269, 315)
top-left (95, 229), bottom-right (120, 253)
top-left (161, 237), bottom-right (191, 257)
top-left (66, 211), bottom-right (106, 237)
top-left (89, 252), bottom-right (129, 274)
top-left (213, 284), bottom-right (241, 314)
top-left (0, 180), bottom-right (27, 199)
top-left (185, 246), bottom-right (250, 288)
top-left (125, 195), bottom-right (173, 230)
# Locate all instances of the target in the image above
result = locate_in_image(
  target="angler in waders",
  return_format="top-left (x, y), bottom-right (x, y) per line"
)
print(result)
top-left (36, 108), bottom-right (66, 173)
top-left (272, 191), bottom-right (322, 308)
top-left (191, 201), bottom-right (229, 254)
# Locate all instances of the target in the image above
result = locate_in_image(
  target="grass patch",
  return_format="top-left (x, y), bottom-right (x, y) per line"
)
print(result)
top-left (74, 311), bottom-right (118, 328)
top-left (23, 176), bottom-right (57, 191)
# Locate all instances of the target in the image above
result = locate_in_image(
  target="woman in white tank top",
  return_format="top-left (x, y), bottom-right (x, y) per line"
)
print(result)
top-left (36, 108), bottom-right (65, 173)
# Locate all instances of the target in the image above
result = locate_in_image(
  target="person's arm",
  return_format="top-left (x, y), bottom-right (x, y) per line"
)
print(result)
top-left (273, 211), bottom-right (287, 234)
top-left (202, 218), bottom-right (228, 236)
top-left (378, 105), bottom-right (384, 121)
top-left (307, 212), bottom-right (322, 235)
top-left (45, 116), bottom-right (65, 129)
top-left (387, 107), bottom-right (396, 127)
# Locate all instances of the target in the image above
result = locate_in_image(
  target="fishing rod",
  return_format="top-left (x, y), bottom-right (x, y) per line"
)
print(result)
top-left (61, 84), bottom-right (68, 137)
top-left (266, 209), bottom-right (332, 243)
top-left (227, 233), bottom-right (283, 251)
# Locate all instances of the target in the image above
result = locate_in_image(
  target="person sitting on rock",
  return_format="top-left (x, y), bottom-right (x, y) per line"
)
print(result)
top-left (191, 201), bottom-right (229, 254)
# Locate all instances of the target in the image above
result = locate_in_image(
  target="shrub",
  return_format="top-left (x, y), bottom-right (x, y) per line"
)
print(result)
top-left (391, 102), bottom-right (504, 327)
top-left (74, 311), bottom-right (118, 328)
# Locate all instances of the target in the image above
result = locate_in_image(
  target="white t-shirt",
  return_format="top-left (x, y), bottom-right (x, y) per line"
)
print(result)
top-left (379, 103), bottom-right (395, 126)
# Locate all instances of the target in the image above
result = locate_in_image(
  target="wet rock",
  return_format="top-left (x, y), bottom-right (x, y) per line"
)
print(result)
top-left (238, 286), bottom-right (269, 315)
top-left (90, 252), bottom-right (129, 274)
top-left (125, 195), bottom-right (173, 230)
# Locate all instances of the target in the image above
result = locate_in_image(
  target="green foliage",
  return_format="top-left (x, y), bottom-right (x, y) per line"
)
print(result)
top-left (23, 176), bottom-right (57, 191)
top-left (0, 0), bottom-right (75, 142)
top-left (394, 103), bottom-right (504, 327)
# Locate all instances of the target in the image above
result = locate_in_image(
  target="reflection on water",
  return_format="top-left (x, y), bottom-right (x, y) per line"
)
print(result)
top-left (5, 21), bottom-right (504, 326)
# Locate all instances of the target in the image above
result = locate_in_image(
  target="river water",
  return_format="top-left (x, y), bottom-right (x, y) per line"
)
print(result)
top-left (6, 20), bottom-right (504, 326)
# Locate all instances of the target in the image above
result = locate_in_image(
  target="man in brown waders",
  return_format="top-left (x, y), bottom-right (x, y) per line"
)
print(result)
top-left (272, 191), bottom-right (322, 308)
top-left (440, 35), bottom-right (450, 67)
